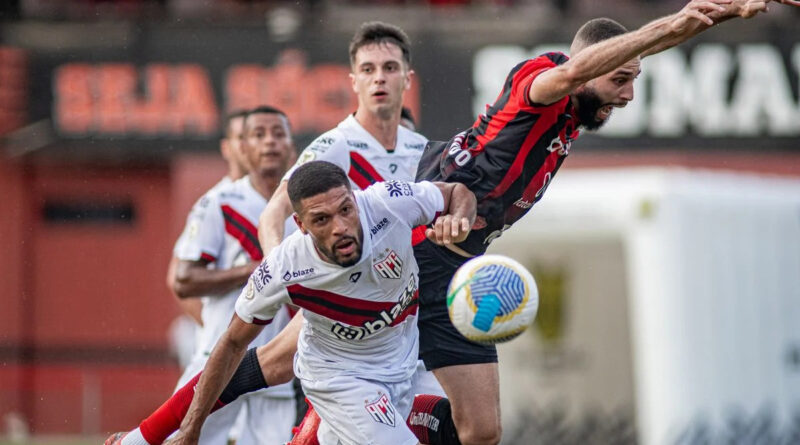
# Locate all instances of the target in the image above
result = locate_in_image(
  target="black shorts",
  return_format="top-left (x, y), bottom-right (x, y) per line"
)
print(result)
top-left (415, 239), bottom-right (498, 370)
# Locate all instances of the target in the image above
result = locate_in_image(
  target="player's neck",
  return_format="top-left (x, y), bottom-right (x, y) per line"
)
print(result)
top-left (248, 173), bottom-right (280, 201)
top-left (354, 108), bottom-right (399, 152)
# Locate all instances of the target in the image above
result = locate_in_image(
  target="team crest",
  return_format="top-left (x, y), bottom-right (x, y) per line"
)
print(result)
top-left (373, 249), bottom-right (403, 279)
top-left (365, 393), bottom-right (396, 427)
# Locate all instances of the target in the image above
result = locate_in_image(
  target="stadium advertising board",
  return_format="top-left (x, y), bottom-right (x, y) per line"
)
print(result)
top-left (473, 42), bottom-right (800, 147)
top-left (10, 24), bottom-right (800, 152)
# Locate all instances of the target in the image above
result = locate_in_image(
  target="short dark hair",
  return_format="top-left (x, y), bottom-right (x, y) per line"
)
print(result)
top-left (572, 18), bottom-right (628, 51)
top-left (243, 105), bottom-right (289, 129)
top-left (287, 161), bottom-right (351, 212)
top-left (222, 109), bottom-right (249, 138)
top-left (349, 21), bottom-right (411, 67)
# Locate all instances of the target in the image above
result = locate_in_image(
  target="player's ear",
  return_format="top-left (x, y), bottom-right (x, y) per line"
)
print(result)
top-left (349, 72), bottom-right (357, 94)
top-left (404, 69), bottom-right (415, 91)
top-left (293, 213), bottom-right (307, 234)
top-left (220, 138), bottom-right (230, 160)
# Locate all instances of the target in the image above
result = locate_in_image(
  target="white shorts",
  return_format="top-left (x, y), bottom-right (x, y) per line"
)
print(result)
top-left (302, 375), bottom-right (418, 445)
top-left (410, 360), bottom-right (445, 397)
top-left (236, 395), bottom-right (296, 445)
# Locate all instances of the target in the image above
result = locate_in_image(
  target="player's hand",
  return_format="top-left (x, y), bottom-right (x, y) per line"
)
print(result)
top-left (736, 0), bottom-right (770, 17)
top-left (672, 0), bottom-right (732, 30)
top-left (426, 214), bottom-right (472, 246)
top-left (774, 0), bottom-right (800, 7)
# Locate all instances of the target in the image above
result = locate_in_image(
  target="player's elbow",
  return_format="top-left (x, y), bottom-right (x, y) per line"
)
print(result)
top-left (171, 270), bottom-right (195, 299)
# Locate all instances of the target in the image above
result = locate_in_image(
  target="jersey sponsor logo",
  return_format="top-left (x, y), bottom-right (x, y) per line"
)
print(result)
top-left (370, 217), bottom-right (390, 237)
top-left (408, 412), bottom-right (440, 432)
top-left (389, 163), bottom-right (398, 174)
top-left (347, 140), bottom-right (368, 149)
top-left (314, 136), bottom-right (335, 146)
top-left (546, 134), bottom-right (573, 156)
top-left (349, 271), bottom-right (362, 283)
top-left (404, 142), bottom-right (424, 150)
top-left (365, 393), bottom-right (396, 427)
top-left (384, 181), bottom-right (413, 198)
top-left (513, 198), bottom-right (533, 209)
top-left (283, 268), bottom-right (315, 281)
top-left (253, 262), bottom-right (272, 292)
top-left (373, 249), bottom-right (403, 279)
top-left (218, 192), bottom-right (245, 200)
top-left (330, 276), bottom-right (417, 341)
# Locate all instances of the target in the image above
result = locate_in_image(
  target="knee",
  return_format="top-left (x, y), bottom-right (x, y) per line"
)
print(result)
top-left (256, 345), bottom-right (295, 386)
top-left (453, 414), bottom-right (501, 445)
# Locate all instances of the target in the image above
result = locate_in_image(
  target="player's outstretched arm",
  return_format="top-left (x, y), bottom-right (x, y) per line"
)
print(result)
top-left (641, 0), bottom-right (776, 57)
top-left (172, 259), bottom-right (257, 299)
top-left (427, 183), bottom-right (477, 245)
top-left (166, 316), bottom-right (264, 445)
top-left (528, 0), bottom-right (732, 105)
top-left (257, 180), bottom-right (293, 256)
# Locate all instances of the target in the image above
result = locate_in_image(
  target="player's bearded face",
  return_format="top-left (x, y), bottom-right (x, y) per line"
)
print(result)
top-left (573, 86), bottom-right (611, 131)
top-left (574, 61), bottom-right (638, 131)
top-left (299, 187), bottom-right (364, 267)
top-left (351, 43), bottom-right (412, 120)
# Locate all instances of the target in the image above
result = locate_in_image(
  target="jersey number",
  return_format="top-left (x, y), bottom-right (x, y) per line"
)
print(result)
top-left (447, 132), bottom-right (472, 167)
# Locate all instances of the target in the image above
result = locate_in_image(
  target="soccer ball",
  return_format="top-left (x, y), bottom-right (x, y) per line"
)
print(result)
top-left (447, 254), bottom-right (538, 344)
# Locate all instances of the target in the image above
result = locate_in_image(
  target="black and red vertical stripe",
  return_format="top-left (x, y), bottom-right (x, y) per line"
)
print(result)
top-left (221, 204), bottom-right (263, 261)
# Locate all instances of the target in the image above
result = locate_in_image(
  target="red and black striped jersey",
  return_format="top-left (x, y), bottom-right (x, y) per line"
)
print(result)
top-left (416, 52), bottom-right (581, 255)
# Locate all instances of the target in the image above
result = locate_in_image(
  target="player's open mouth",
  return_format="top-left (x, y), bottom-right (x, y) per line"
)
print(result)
top-left (373, 91), bottom-right (388, 99)
top-left (335, 238), bottom-right (356, 255)
top-left (597, 105), bottom-right (613, 120)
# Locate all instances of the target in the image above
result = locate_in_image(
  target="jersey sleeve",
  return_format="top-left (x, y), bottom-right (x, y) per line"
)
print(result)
top-left (367, 180), bottom-right (444, 227)
top-left (174, 192), bottom-right (225, 263)
top-left (282, 130), bottom-right (350, 182)
top-left (235, 252), bottom-right (291, 325)
top-left (516, 52), bottom-right (571, 109)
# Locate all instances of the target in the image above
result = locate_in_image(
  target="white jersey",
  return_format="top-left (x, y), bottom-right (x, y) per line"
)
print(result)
top-left (173, 176), bottom-right (232, 258)
top-left (175, 176), bottom-right (296, 398)
top-left (236, 181), bottom-right (444, 383)
top-left (284, 114), bottom-right (426, 190)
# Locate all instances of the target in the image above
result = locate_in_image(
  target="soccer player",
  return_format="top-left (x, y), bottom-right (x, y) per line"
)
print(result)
top-left (173, 160), bottom-right (476, 445)
top-left (105, 22), bottom-right (442, 445)
top-left (257, 21), bottom-right (427, 251)
top-left (168, 110), bottom-right (250, 335)
top-left (136, 106), bottom-right (298, 445)
top-left (413, 1), bottom-right (792, 444)
top-left (112, 2), bottom-right (797, 443)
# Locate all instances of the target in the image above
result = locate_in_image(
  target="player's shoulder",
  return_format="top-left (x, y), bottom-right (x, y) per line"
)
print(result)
top-left (515, 52), bottom-right (569, 77)
top-left (397, 125), bottom-right (428, 152)
top-left (269, 231), bottom-right (322, 284)
top-left (187, 178), bottom-right (226, 213)
top-left (359, 180), bottom-right (432, 209)
top-left (335, 115), bottom-right (375, 152)
top-left (215, 176), bottom-right (251, 204)
top-left (307, 125), bottom-right (347, 152)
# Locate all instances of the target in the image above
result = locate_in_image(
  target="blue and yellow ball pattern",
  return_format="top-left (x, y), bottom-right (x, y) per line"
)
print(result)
top-left (447, 255), bottom-right (538, 344)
